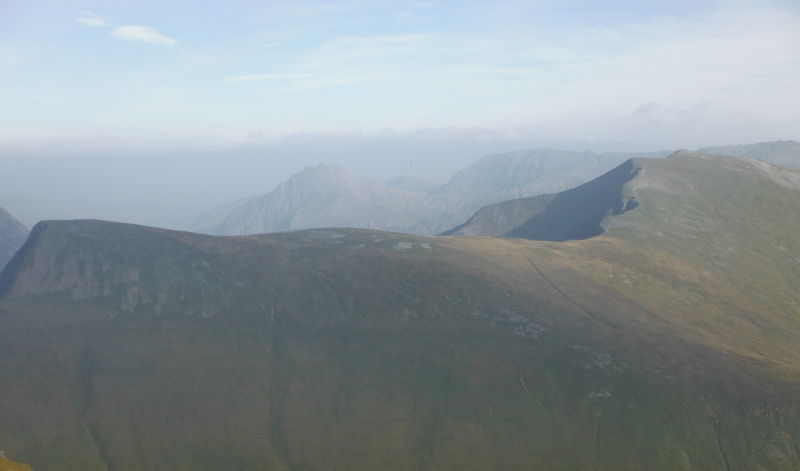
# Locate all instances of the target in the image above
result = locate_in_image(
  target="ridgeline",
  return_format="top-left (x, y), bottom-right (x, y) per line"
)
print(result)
top-left (1, 152), bottom-right (799, 470)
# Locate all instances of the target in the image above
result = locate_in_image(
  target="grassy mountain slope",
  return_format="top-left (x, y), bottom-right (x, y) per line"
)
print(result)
top-left (0, 453), bottom-right (33, 471)
top-left (444, 151), bottom-right (800, 371)
top-left (0, 207), bottom-right (28, 272)
top-left (1, 152), bottom-right (800, 470)
top-left (409, 149), bottom-right (670, 235)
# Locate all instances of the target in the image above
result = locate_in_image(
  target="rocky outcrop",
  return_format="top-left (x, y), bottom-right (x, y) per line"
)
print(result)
top-left (0, 220), bottom-right (249, 319)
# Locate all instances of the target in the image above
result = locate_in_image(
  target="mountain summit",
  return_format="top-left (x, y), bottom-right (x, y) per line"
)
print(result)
top-left (196, 164), bottom-right (430, 235)
top-left (445, 149), bottom-right (800, 243)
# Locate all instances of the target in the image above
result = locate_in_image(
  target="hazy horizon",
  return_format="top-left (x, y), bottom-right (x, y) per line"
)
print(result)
top-left (2, 0), bottom-right (799, 229)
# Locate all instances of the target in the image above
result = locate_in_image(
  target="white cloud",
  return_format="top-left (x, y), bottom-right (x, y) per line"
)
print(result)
top-left (110, 25), bottom-right (177, 47)
top-left (76, 13), bottom-right (106, 27)
top-left (223, 73), bottom-right (312, 83)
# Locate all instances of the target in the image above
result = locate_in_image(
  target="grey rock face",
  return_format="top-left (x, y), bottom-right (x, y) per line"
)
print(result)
top-left (0, 206), bottom-right (28, 272)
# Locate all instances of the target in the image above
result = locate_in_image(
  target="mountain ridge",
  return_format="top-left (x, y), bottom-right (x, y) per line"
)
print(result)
top-left (699, 140), bottom-right (800, 169)
top-left (2, 152), bottom-right (800, 469)
top-left (200, 164), bottom-right (431, 235)
top-left (194, 148), bottom-right (672, 237)
top-left (442, 158), bottom-right (641, 239)
top-left (444, 150), bottom-right (800, 241)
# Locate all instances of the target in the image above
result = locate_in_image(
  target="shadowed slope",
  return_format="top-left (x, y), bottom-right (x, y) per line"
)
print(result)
top-left (1, 152), bottom-right (800, 470)
top-left (195, 149), bottom-right (671, 237)
top-left (442, 159), bottom-right (640, 240)
top-left (0, 207), bottom-right (28, 272)
top-left (445, 151), bottom-right (800, 372)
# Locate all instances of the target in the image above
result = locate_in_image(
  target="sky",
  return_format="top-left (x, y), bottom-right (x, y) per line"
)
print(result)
top-left (1, 0), bottom-right (799, 228)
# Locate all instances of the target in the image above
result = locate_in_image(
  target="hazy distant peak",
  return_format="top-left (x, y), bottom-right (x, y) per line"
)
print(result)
top-left (0, 206), bottom-right (29, 272)
top-left (202, 163), bottom-right (430, 236)
top-left (288, 163), bottom-right (358, 182)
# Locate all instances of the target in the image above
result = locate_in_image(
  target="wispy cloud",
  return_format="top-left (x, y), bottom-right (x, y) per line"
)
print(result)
top-left (76, 13), bottom-right (107, 27)
top-left (444, 68), bottom-right (538, 76)
top-left (289, 73), bottom-right (390, 90)
top-left (110, 25), bottom-right (177, 47)
top-left (223, 73), bottom-right (312, 83)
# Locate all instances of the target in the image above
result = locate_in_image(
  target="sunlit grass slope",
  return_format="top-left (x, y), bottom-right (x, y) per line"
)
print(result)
top-left (0, 453), bottom-right (33, 471)
top-left (0, 152), bottom-right (799, 470)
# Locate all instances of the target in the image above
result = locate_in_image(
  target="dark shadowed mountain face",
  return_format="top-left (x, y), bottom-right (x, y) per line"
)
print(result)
top-left (699, 140), bottom-right (800, 169)
top-left (0, 207), bottom-right (28, 272)
top-left (2, 152), bottom-right (800, 470)
top-left (407, 149), bottom-right (670, 235)
top-left (445, 150), bottom-right (800, 243)
top-left (194, 149), bottom-right (671, 237)
top-left (442, 159), bottom-right (640, 239)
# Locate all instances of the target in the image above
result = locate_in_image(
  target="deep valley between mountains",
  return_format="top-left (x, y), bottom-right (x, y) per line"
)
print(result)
top-left (0, 151), bottom-right (800, 470)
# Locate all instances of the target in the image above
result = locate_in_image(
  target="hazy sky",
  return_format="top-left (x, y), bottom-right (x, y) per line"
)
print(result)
top-left (2, 0), bottom-right (799, 147)
top-left (1, 0), bottom-right (799, 229)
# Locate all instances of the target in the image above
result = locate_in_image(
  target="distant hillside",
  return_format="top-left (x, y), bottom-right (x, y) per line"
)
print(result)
top-left (445, 150), bottom-right (800, 243)
top-left (384, 175), bottom-right (443, 194)
top-left (197, 164), bottom-right (431, 235)
top-left (0, 206), bottom-right (28, 272)
top-left (442, 159), bottom-right (640, 239)
top-left (408, 149), bottom-right (670, 235)
top-left (2, 152), bottom-right (800, 469)
top-left (196, 148), bottom-right (671, 236)
top-left (699, 140), bottom-right (800, 169)
top-left (189, 195), bottom-right (259, 234)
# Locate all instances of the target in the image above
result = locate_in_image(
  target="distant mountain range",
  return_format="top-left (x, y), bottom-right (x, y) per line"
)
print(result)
top-left (700, 140), bottom-right (800, 169)
top-left (0, 206), bottom-right (28, 272)
top-left (446, 140), bottom-right (800, 239)
top-left (192, 149), bottom-right (671, 236)
top-left (195, 140), bottom-right (800, 237)
top-left (196, 164), bottom-right (433, 235)
top-left (2, 151), bottom-right (800, 469)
